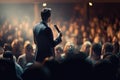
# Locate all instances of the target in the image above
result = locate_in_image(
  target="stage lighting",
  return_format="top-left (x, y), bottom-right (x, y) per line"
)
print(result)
top-left (42, 3), bottom-right (47, 7)
top-left (89, 2), bottom-right (93, 6)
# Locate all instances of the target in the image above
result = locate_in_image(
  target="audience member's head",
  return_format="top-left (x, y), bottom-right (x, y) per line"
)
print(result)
top-left (3, 51), bottom-right (14, 60)
top-left (43, 58), bottom-right (60, 80)
top-left (93, 35), bottom-right (101, 44)
top-left (3, 51), bottom-right (17, 62)
top-left (94, 59), bottom-right (117, 80)
top-left (11, 39), bottom-right (23, 59)
top-left (90, 43), bottom-right (102, 61)
top-left (63, 42), bottom-right (75, 57)
top-left (102, 42), bottom-right (113, 55)
top-left (80, 41), bottom-right (92, 57)
top-left (24, 41), bottom-right (34, 55)
top-left (3, 43), bottom-right (12, 51)
top-left (0, 58), bottom-right (20, 80)
top-left (55, 45), bottom-right (63, 61)
top-left (41, 8), bottom-right (51, 22)
top-left (22, 62), bottom-right (51, 80)
top-left (55, 45), bottom-right (63, 55)
top-left (59, 53), bottom-right (93, 80)
top-left (113, 41), bottom-right (119, 54)
top-left (103, 53), bottom-right (119, 70)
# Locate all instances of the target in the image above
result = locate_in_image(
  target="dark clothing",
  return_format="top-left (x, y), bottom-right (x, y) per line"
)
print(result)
top-left (33, 21), bottom-right (62, 62)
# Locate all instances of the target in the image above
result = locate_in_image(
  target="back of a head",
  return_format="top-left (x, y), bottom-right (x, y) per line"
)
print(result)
top-left (11, 39), bottom-right (23, 49)
top-left (22, 62), bottom-right (51, 80)
top-left (59, 53), bottom-right (93, 80)
top-left (4, 43), bottom-right (12, 51)
top-left (11, 39), bottom-right (23, 59)
top-left (103, 53), bottom-right (119, 70)
top-left (41, 8), bottom-right (51, 22)
top-left (0, 58), bottom-right (17, 80)
top-left (94, 59), bottom-right (116, 80)
top-left (80, 41), bottom-right (92, 56)
top-left (3, 51), bottom-right (13, 60)
top-left (113, 41), bottom-right (119, 54)
top-left (43, 57), bottom-right (59, 69)
top-left (43, 58), bottom-right (60, 80)
top-left (92, 43), bottom-right (102, 56)
top-left (102, 42), bottom-right (113, 54)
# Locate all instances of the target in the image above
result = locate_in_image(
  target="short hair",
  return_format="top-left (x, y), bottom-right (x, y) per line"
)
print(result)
top-left (41, 8), bottom-right (51, 21)
top-left (4, 43), bottom-right (12, 51)
top-left (103, 42), bottom-right (113, 53)
top-left (80, 41), bottom-right (91, 56)
top-left (92, 43), bottom-right (102, 56)
top-left (3, 51), bottom-right (13, 60)
top-left (22, 62), bottom-right (51, 80)
top-left (55, 45), bottom-right (63, 54)
top-left (64, 42), bottom-right (75, 55)
top-left (24, 41), bottom-right (33, 52)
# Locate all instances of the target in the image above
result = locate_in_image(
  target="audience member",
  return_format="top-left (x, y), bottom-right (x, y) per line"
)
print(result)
top-left (22, 62), bottom-right (51, 80)
top-left (17, 41), bottom-right (34, 69)
top-left (90, 43), bottom-right (102, 64)
top-left (3, 51), bottom-right (23, 79)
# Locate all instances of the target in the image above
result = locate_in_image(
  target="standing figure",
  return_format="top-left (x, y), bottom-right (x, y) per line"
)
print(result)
top-left (33, 8), bottom-right (62, 63)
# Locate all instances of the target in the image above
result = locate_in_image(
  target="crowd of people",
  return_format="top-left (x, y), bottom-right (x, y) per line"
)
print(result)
top-left (0, 9), bottom-right (120, 80)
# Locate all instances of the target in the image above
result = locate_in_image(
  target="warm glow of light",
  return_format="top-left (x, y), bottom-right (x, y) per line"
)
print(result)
top-left (89, 2), bottom-right (93, 6)
top-left (42, 3), bottom-right (47, 7)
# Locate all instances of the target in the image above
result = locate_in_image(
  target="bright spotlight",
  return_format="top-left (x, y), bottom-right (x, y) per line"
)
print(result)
top-left (89, 2), bottom-right (93, 6)
top-left (42, 3), bottom-right (47, 7)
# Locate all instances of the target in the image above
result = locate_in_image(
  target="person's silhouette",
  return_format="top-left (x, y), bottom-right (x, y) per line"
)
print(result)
top-left (33, 8), bottom-right (62, 63)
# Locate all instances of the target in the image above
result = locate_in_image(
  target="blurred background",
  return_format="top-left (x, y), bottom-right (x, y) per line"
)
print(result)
top-left (0, 1), bottom-right (120, 80)
top-left (0, 0), bottom-right (120, 48)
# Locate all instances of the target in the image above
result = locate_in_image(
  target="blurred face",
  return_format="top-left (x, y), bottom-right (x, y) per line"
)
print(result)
top-left (62, 25), bottom-right (66, 32)
top-left (82, 31), bottom-right (87, 38)
top-left (107, 26), bottom-right (113, 36)
top-left (112, 36), bottom-right (117, 43)
top-left (96, 28), bottom-right (101, 34)
top-left (117, 31), bottom-right (120, 40)
top-left (80, 25), bottom-right (85, 32)
top-left (94, 36), bottom-right (100, 43)
top-left (25, 48), bottom-right (33, 55)
top-left (25, 45), bottom-right (33, 55)
top-left (74, 29), bottom-right (79, 36)
top-left (69, 25), bottom-right (74, 33)
top-left (90, 28), bottom-right (95, 35)
top-left (55, 48), bottom-right (63, 55)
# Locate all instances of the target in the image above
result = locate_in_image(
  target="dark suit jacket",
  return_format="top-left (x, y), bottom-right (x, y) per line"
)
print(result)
top-left (33, 21), bottom-right (61, 62)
